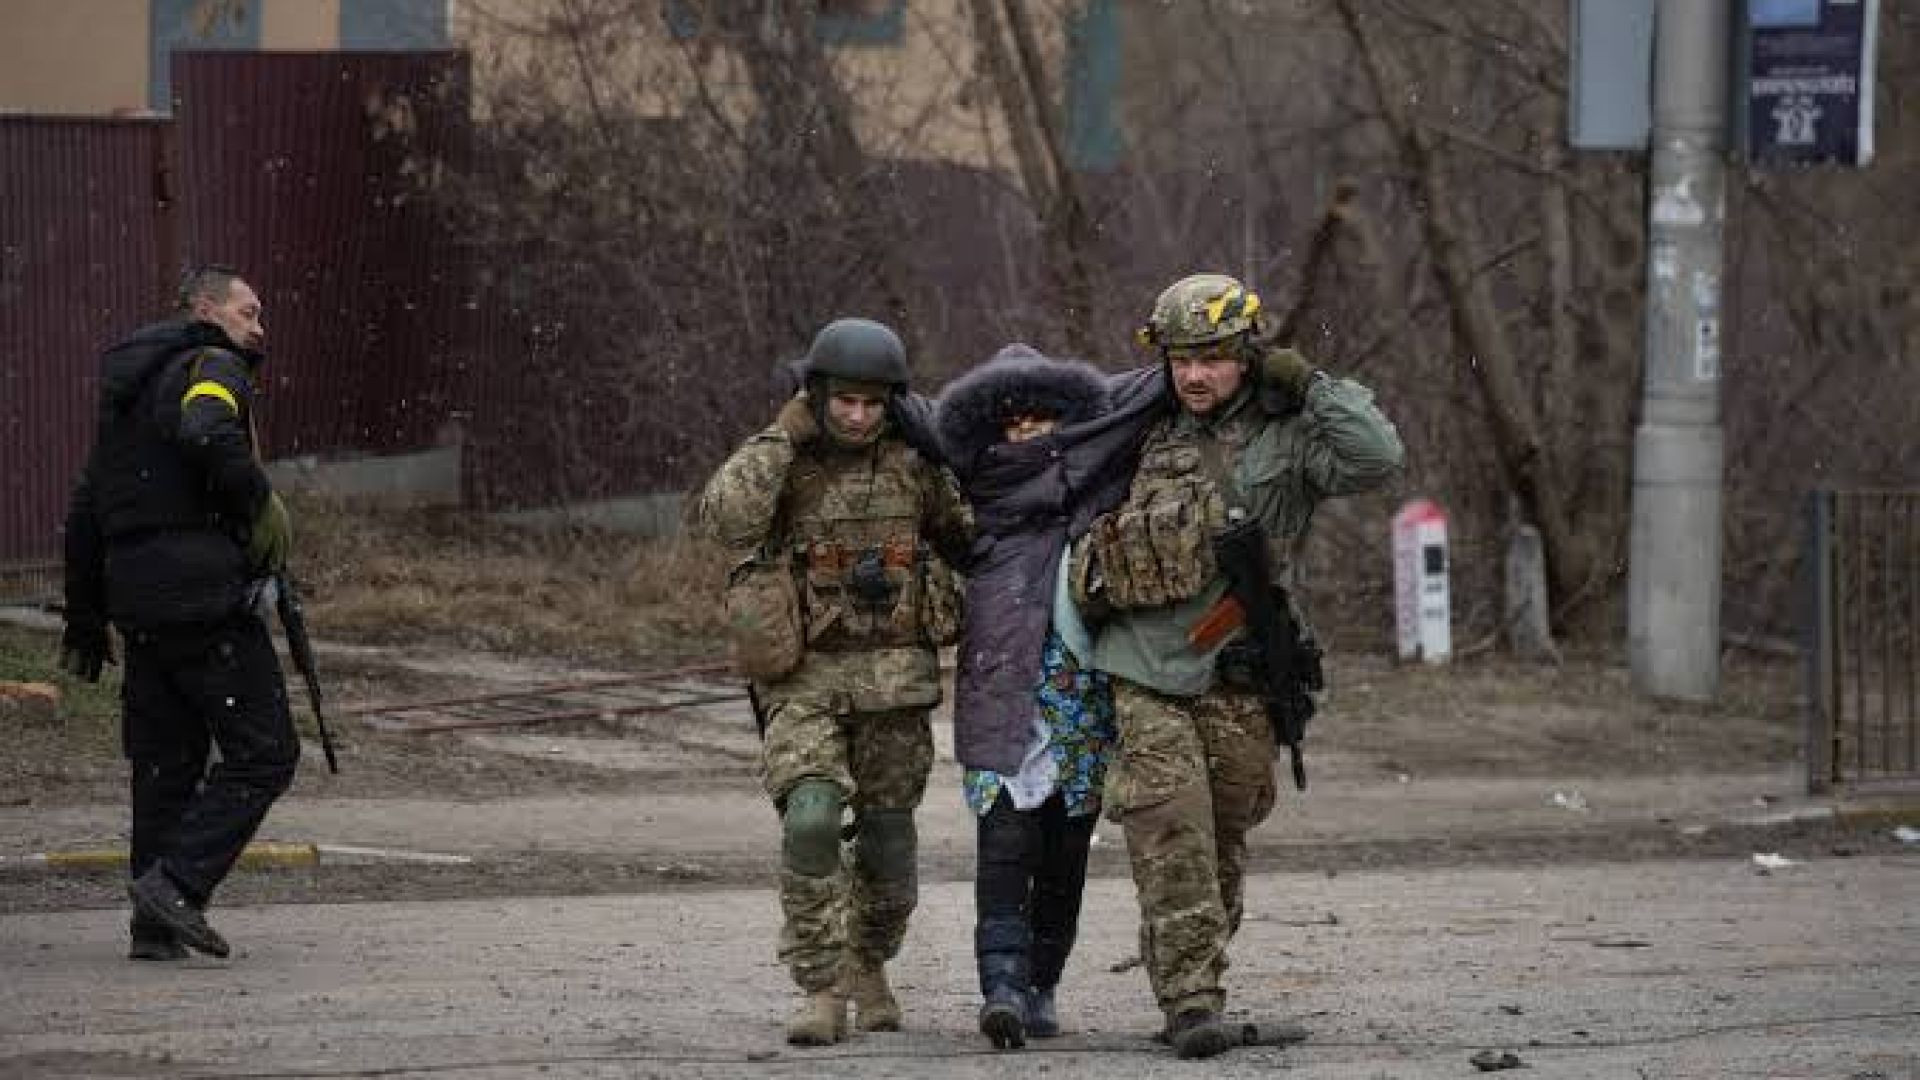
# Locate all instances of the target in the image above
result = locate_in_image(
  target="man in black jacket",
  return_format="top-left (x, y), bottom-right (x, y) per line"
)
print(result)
top-left (61, 265), bottom-right (299, 961)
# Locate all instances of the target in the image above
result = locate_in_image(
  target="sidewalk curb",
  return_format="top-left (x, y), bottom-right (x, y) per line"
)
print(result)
top-left (0, 841), bottom-right (474, 873)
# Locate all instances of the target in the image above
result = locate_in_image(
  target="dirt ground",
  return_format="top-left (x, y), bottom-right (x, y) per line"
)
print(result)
top-left (7, 605), bottom-right (1894, 917)
top-left (6, 614), bottom-right (1806, 806)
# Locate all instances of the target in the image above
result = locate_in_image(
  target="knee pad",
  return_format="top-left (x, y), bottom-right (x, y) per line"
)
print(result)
top-left (782, 780), bottom-right (845, 877)
top-left (855, 808), bottom-right (917, 884)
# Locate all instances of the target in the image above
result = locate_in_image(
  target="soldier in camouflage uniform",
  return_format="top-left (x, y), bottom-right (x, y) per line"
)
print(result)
top-left (1077, 274), bottom-right (1404, 1058)
top-left (696, 318), bottom-right (972, 1046)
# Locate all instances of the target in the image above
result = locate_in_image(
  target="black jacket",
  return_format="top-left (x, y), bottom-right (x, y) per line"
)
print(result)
top-left (64, 319), bottom-right (272, 631)
top-left (930, 346), bottom-right (1168, 773)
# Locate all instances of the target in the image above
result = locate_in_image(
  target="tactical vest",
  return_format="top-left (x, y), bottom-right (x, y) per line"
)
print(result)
top-left (762, 438), bottom-right (949, 714)
top-left (1131, 399), bottom-right (1316, 589)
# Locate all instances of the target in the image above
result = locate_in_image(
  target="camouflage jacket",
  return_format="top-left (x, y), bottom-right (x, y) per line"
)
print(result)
top-left (1091, 374), bottom-right (1404, 696)
top-left (697, 421), bottom-right (973, 714)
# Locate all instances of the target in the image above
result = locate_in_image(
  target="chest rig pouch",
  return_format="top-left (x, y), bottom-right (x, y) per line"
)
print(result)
top-left (785, 442), bottom-right (955, 651)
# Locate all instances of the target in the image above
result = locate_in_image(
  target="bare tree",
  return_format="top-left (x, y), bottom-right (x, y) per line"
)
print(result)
top-left (964, 0), bottom-right (1097, 357)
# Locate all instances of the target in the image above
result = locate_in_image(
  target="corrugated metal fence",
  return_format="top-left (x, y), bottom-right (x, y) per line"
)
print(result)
top-left (1, 52), bottom-right (471, 576)
top-left (173, 50), bottom-right (474, 460)
top-left (0, 117), bottom-right (178, 567)
top-left (1806, 490), bottom-right (1920, 793)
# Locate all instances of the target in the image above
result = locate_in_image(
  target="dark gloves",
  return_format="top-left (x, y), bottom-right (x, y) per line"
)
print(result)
top-left (775, 393), bottom-right (819, 446)
top-left (246, 492), bottom-right (292, 574)
top-left (59, 619), bottom-right (113, 683)
top-left (1259, 347), bottom-right (1315, 404)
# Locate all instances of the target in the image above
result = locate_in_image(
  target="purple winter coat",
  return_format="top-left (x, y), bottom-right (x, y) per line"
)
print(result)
top-left (929, 345), bottom-right (1167, 774)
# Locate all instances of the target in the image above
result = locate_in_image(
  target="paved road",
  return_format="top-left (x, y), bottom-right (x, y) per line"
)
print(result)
top-left (4, 856), bottom-right (1918, 1079)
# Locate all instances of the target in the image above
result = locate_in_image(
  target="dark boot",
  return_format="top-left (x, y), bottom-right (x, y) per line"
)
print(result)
top-left (976, 916), bottom-right (1032, 1051)
top-left (127, 917), bottom-right (188, 962)
top-left (979, 985), bottom-right (1028, 1050)
top-left (1025, 986), bottom-right (1060, 1038)
top-left (128, 866), bottom-right (228, 958)
top-left (1170, 1008), bottom-right (1236, 1060)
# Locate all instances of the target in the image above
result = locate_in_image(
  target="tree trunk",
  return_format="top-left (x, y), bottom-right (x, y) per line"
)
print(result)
top-left (966, 0), bottom-right (1097, 357)
top-left (1335, 0), bottom-right (1588, 610)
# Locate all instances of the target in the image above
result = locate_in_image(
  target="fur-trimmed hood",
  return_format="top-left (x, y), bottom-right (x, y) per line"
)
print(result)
top-left (934, 344), bottom-right (1107, 470)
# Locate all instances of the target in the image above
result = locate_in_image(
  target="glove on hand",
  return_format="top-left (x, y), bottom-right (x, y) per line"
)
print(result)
top-left (59, 620), bottom-right (112, 683)
top-left (247, 492), bottom-right (293, 574)
top-left (775, 393), bottom-right (818, 446)
top-left (1260, 347), bottom-right (1315, 404)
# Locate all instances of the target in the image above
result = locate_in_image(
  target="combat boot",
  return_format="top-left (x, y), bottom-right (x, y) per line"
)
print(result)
top-left (784, 988), bottom-right (848, 1046)
top-left (128, 866), bottom-right (228, 958)
top-left (841, 958), bottom-right (902, 1032)
top-left (1169, 1007), bottom-right (1236, 1060)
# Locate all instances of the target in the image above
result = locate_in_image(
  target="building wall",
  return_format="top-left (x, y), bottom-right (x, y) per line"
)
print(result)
top-left (0, 0), bottom-right (451, 115)
top-left (449, 0), bottom-right (1074, 174)
top-left (0, 1), bottom-right (151, 115)
top-left (0, 1), bottom-right (1107, 178)
top-left (263, 0), bottom-right (343, 49)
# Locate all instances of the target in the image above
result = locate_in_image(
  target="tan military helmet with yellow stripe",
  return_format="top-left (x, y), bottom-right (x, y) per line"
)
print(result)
top-left (1137, 272), bottom-right (1263, 351)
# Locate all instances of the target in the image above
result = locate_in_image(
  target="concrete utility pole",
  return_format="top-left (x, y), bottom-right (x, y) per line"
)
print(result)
top-left (1628, 0), bottom-right (1729, 702)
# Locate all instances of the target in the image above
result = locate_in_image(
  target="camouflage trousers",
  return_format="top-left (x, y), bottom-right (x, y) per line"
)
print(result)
top-left (1109, 679), bottom-right (1277, 1019)
top-left (763, 698), bottom-right (934, 992)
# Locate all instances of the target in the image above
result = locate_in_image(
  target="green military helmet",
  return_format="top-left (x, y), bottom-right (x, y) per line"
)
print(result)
top-left (1138, 273), bottom-right (1264, 351)
top-left (804, 317), bottom-right (909, 388)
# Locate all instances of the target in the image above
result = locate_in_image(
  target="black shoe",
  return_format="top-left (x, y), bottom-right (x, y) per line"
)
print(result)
top-left (979, 988), bottom-right (1027, 1051)
top-left (1170, 1008), bottom-right (1236, 1060)
top-left (128, 936), bottom-right (190, 961)
top-left (128, 868), bottom-right (229, 959)
top-left (128, 917), bottom-right (189, 961)
top-left (1025, 986), bottom-right (1060, 1038)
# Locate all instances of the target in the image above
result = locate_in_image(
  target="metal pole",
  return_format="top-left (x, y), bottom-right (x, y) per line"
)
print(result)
top-left (1628, 0), bottom-right (1729, 702)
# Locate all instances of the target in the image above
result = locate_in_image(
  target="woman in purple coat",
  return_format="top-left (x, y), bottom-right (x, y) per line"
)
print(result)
top-left (932, 345), bottom-right (1166, 1049)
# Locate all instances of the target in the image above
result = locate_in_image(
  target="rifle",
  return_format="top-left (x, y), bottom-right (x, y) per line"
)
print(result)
top-left (1187, 515), bottom-right (1323, 790)
top-left (272, 575), bottom-right (340, 774)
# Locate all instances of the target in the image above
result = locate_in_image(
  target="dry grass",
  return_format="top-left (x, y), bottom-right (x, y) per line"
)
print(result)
top-left (289, 495), bottom-right (730, 667)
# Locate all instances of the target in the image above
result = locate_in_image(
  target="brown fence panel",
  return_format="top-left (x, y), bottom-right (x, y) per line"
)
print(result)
top-left (171, 51), bottom-right (474, 461)
top-left (0, 117), bottom-right (177, 567)
top-left (1806, 490), bottom-right (1920, 793)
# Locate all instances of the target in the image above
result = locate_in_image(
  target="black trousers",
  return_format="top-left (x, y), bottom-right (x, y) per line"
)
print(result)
top-left (122, 615), bottom-right (299, 905)
top-left (974, 790), bottom-right (1097, 994)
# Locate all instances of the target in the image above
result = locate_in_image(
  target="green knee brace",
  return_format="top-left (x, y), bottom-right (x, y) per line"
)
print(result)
top-left (782, 780), bottom-right (845, 877)
top-left (855, 808), bottom-right (917, 883)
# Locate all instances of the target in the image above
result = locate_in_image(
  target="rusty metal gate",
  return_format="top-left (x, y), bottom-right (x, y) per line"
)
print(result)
top-left (1806, 490), bottom-right (1920, 793)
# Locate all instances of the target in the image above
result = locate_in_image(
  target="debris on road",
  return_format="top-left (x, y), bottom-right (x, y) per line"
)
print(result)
top-left (1752, 852), bottom-right (1798, 873)
top-left (1470, 1048), bottom-right (1524, 1071)
top-left (1549, 790), bottom-right (1588, 812)
top-left (0, 681), bottom-right (60, 726)
top-left (1892, 826), bottom-right (1920, 844)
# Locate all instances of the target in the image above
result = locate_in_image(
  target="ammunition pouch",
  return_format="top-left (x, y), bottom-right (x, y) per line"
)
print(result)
top-left (1085, 475), bottom-right (1226, 610)
top-left (797, 537), bottom-right (959, 650)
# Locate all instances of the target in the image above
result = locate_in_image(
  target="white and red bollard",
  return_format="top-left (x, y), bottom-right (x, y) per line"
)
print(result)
top-left (1392, 499), bottom-right (1451, 664)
